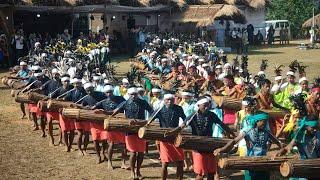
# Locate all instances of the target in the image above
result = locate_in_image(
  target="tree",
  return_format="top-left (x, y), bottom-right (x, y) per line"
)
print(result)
top-left (267, 0), bottom-right (316, 38)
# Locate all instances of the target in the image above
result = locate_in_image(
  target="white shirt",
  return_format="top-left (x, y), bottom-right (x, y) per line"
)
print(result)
top-left (67, 67), bottom-right (77, 79)
top-left (15, 35), bottom-right (24, 50)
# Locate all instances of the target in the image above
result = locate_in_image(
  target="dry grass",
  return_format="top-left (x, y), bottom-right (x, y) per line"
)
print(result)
top-left (0, 41), bottom-right (319, 179)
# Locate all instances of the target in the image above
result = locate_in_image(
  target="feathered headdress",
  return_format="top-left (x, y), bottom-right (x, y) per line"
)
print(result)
top-left (241, 55), bottom-right (248, 72)
top-left (289, 93), bottom-right (307, 117)
top-left (260, 59), bottom-right (268, 71)
top-left (288, 60), bottom-right (299, 73)
top-left (313, 77), bottom-right (320, 88)
top-left (297, 61), bottom-right (308, 77)
top-left (274, 64), bottom-right (284, 76)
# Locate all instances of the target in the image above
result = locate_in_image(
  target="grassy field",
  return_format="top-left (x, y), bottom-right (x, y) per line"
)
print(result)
top-left (0, 40), bottom-right (319, 179)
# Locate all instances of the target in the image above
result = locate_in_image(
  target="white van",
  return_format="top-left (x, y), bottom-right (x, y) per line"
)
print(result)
top-left (265, 20), bottom-right (291, 40)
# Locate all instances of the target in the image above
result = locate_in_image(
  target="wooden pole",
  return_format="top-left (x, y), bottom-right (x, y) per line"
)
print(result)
top-left (138, 127), bottom-right (191, 142)
top-left (174, 134), bottom-right (230, 152)
top-left (218, 156), bottom-right (296, 171)
top-left (280, 158), bottom-right (320, 178)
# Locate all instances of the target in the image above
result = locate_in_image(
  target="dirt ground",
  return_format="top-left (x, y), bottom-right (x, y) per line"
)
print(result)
top-left (0, 41), bottom-right (319, 180)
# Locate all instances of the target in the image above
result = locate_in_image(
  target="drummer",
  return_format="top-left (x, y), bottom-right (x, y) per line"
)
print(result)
top-left (60, 77), bottom-right (86, 152)
top-left (92, 84), bottom-right (128, 168)
top-left (117, 86), bottom-right (153, 180)
top-left (155, 93), bottom-right (186, 180)
top-left (40, 68), bottom-right (62, 146)
top-left (187, 98), bottom-right (234, 180)
top-left (15, 61), bottom-right (30, 119)
top-left (214, 101), bottom-right (282, 180)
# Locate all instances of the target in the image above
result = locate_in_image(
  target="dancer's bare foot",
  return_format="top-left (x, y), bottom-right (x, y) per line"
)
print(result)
top-left (33, 127), bottom-right (39, 131)
top-left (121, 164), bottom-right (130, 170)
top-left (49, 141), bottom-right (54, 146)
top-left (20, 114), bottom-right (26, 119)
top-left (102, 154), bottom-right (107, 161)
top-left (41, 134), bottom-right (46, 138)
top-left (129, 172), bottom-right (136, 180)
top-left (83, 150), bottom-right (88, 156)
top-left (78, 150), bottom-right (84, 156)
top-left (107, 160), bottom-right (114, 170)
top-left (96, 156), bottom-right (102, 164)
top-left (136, 172), bottom-right (143, 180)
top-left (65, 147), bottom-right (70, 152)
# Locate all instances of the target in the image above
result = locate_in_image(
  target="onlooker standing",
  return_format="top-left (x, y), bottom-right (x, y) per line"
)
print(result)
top-left (242, 28), bottom-right (249, 55)
top-left (267, 25), bottom-right (275, 45)
top-left (256, 30), bottom-right (264, 45)
top-left (247, 24), bottom-right (254, 45)
top-left (11, 29), bottom-right (25, 66)
top-left (279, 26), bottom-right (285, 45)
top-left (138, 28), bottom-right (146, 52)
top-left (61, 29), bottom-right (71, 43)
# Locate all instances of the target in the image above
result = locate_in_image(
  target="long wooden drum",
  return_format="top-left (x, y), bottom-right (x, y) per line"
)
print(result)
top-left (15, 93), bottom-right (33, 103)
top-left (218, 156), bottom-right (296, 171)
top-left (280, 159), bottom-right (320, 178)
top-left (261, 109), bottom-right (287, 119)
top-left (28, 92), bottom-right (46, 103)
top-left (138, 127), bottom-right (191, 142)
top-left (46, 99), bottom-right (77, 112)
top-left (174, 134), bottom-right (230, 152)
top-left (212, 95), bottom-right (242, 111)
top-left (104, 117), bottom-right (160, 134)
top-left (61, 108), bottom-right (125, 122)
top-left (1, 76), bottom-right (9, 85)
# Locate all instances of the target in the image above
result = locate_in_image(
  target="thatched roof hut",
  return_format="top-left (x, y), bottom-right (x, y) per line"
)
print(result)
top-left (302, 14), bottom-right (320, 28)
top-left (170, 4), bottom-right (246, 26)
top-left (214, 4), bottom-right (246, 23)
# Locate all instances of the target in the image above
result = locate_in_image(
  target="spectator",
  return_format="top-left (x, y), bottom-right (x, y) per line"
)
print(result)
top-left (11, 29), bottom-right (25, 66)
top-left (242, 28), bottom-right (249, 55)
top-left (61, 29), bottom-right (71, 43)
top-left (267, 25), bottom-right (275, 45)
top-left (247, 24), bottom-right (254, 45)
top-left (256, 30), bottom-right (264, 46)
top-left (0, 34), bottom-right (9, 68)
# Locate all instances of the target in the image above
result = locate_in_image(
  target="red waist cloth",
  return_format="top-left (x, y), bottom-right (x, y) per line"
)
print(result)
top-left (159, 141), bottom-right (184, 163)
top-left (223, 109), bottom-right (236, 124)
top-left (90, 122), bottom-right (108, 141)
top-left (45, 112), bottom-right (60, 121)
top-left (28, 103), bottom-right (42, 116)
top-left (192, 151), bottom-right (217, 175)
top-left (125, 134), bottom-right (146, 153)
top-left (74, 121), bottom-right (91, 131)
top-left (59, 114), bottom-right (75, 132)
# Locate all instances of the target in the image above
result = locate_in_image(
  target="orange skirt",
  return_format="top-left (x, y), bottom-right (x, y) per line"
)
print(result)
top-left (107, 131), bottom-right (125, 144)
top-left (90, 122), bottom-right (108, 141)
top-left (159, 141), bottom-right (184, 163)
top-left (74, 121), bottom-right (91, 131)
top-left (125, 134), bottom-right (146, 153)
top-left (46, 112), bottom-right (60, 122)
top-left (28, 103), bottom-right (42, 116)
top-left (192, 151), bottom-right (217, 175)
top-left (59, 114), bottom-right (75, 132)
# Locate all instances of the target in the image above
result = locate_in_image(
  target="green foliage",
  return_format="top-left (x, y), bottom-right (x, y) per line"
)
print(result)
top-left (266, 0), bottom-right (316, 37)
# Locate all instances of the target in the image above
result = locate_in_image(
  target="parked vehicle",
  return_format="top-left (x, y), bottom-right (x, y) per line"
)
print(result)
top-left (265, 20), bottom-right (291, 40)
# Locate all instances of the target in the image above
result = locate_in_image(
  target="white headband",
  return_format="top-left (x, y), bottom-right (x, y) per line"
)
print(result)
top-left (197, 98), bottom-right (209, 105)
top-left (20, 61), bottom-right (27, 66)
top-left (127, 87), bottom-right (138, 95)
top-left (84, 83), bottom-right (93, 90)
top-left (299, 77), bottom-right (308, 84)
top-left (61, 77), bottom-right (70, 82)
top-left (151, 88), bottom-right (161, 93)
top-left (275, 76), bottom-right (282, 81)
top-left (104, 85), bottom-right (114, 92)
top-left (242, 100), bottom-right (249, 106)
top-left (164, 94), bottom-right (175, 99)
top-left (286, 71), bottom-right (295, 76)
top-left (181, 92), bottom-right (194, 97)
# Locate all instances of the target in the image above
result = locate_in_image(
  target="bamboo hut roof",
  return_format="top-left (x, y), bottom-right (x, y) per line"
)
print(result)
top-left (214, 4), bottom-right (246, 23)
top-left (14, 4), bottom-right (171, 14)
top-left (170, 4), bottom-right (246, 26)
top-left (303, 14), bottom-right (320, 28)
top-left (225, 0), bottom-right (267, 9)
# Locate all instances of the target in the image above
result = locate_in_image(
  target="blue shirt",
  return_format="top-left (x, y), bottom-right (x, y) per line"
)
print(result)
top-left (156, 105), bottom-right (186, 128)
top-left (296, 131), bottom-right (320, 159)
top-left (94, 95), bottom-right (125, 111)
top-left (244, 127), bottom-right (271, 156)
